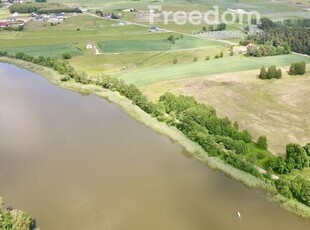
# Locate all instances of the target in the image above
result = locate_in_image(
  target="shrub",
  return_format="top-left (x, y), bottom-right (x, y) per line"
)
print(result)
top-left (259, 67), bottom-right (267, 79)
top-left (267, 65), bottom-right (278, 79)
top-left (173, 58), bottom-right (178, 64)
top-left (286, 143), bottom-right (309, 170)
top-left (62, 53), bottom-right (71, 60)
top-left (289, 62), bottom-right (306, 75)
top-left (257, 136), bottom-right (268, 150)
top-left (259, 66), bottom-right (282, 79)
top-left (276, 68), bottom-right (282, 79)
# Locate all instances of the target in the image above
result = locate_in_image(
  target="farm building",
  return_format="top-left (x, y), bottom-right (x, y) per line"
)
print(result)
top-left (86, 43), bottom-right (93, 49)
top-left (148, 26), bottom-right (158, 32)
top-left (0, 21), bottom-right (9, 28)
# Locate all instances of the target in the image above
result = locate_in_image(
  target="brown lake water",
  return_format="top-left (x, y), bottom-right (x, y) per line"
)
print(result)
top-left (0, 63), bottom-right (309, 230)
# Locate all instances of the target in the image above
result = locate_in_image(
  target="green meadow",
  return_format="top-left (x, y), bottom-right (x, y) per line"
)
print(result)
top-left (115, 54), bottom-right (310, 85)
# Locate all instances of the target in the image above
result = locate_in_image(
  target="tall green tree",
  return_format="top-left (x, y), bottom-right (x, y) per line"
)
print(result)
top-left (257, 136), bottom-right (268, 150)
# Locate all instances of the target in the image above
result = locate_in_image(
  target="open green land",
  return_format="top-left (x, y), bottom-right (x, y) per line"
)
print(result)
top-left (141, 65), bottom-right (310, 154)
top-left (116, 54), bottom-right (310, 85)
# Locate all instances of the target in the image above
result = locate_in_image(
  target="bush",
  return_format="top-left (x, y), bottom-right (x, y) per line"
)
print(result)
top-left (259, 67), bottom-right (267, 79)
top-left (193, 56), bottom-right (198, 62)
top-left (0, 197), bottom-right (33, 230)
top-left (167, 35), bottom-right (175, 44)
top-left (268, 156), bottom-right (291, 174)
top-left (276, 68), bottom-right (282, 79)
top-left (173, 58), bottom-right (178, 64)
top-left (286, 143), bottom-right (309, 170)
top-left (289, 62), bottom-right (306, 75)
top-left (62, 53), bottom-right (71, 60)
top-left (205, 56), bottom-right (210, 61)
top-left (259, 65), bottom-right (282, 79)
top-left (267, 65), bottom-right (277, 79)
top-left (257, 136), bottom-right (268, 150)
top-left (304, 143), bottom-right (310, 157)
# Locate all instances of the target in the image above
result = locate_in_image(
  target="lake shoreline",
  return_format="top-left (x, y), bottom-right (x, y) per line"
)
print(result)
top-left (1, 57), bottom-right (309, 218)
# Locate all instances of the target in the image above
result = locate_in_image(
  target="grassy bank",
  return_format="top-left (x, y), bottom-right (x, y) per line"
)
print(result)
top-left (1, 57), bottom-right (310, 218)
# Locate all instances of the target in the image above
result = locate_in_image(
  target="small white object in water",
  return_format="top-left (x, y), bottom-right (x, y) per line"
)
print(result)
top-left (237, 211), bottom-right (241, 219)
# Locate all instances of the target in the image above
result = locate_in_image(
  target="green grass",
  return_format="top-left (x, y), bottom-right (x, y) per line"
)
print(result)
top-left (98, 39), bottom-right (172, 53)
top-left (141, 66), bottom-right (310, 154)
top-left (0, 44), bottom-right (83, 57)
top-left (98, 36), bottom-right (223, 53)
top-left (116, 54), bottom-right (310, 85)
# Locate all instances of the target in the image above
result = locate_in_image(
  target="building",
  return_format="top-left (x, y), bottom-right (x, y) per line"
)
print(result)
top-left (148, 26), bottom-right (158, 32)
top-left (86, 43), bottom-right (93, 49)
top-left (0, 21), bottom-right (9, 28)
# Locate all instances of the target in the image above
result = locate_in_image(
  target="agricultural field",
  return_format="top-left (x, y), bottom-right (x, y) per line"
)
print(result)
top-left (115, 54), bottom-right (310, 85)
top-left (141, 65), bottom-right (310, 154)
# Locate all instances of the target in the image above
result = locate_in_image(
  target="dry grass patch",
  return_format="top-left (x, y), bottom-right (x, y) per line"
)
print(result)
top-left (141, 67), bottom-right (310, 154)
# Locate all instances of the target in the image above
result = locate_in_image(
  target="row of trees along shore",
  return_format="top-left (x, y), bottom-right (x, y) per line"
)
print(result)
top-left (0, 51), bottom-right (309, 210)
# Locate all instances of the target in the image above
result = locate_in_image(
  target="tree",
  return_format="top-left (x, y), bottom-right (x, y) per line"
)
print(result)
top-left (276, 68), bottom-right (282, 79)
top-left (220, 51), bottom-right (224, 58)
top-left (167, 35), bottom-right (175, 44)
top-left (267, 65), bottom-right (278, 79)
top-left (259, 67), bottom-right (267, 79)
top-left (286, 143), bottom-right (309, 170)
top-left (269, 157), bottom-right (291, 174)
top-left (289, 62), bottom-right (306, 75)
top-left (62, 53), bottom-right (71, 60)
top-left (233, 121), bottom-right (239, 130)
top-left (275, 179), bottom-right (293, 198)
top-left (304, 143), bottom-right (310, 157)
top-left (257, 136), bottom-right (268, 150)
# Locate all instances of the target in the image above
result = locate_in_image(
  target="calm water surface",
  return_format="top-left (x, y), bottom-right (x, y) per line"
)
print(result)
top-left (0, 63), bottom-right (309, 230)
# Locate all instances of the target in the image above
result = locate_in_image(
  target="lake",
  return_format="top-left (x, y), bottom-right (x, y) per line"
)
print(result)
top-left (0, 62), bottom-right (309, 229)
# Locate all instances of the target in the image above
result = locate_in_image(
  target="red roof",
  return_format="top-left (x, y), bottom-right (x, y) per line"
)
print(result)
top-left (0, 22), bottom-right (9, 27)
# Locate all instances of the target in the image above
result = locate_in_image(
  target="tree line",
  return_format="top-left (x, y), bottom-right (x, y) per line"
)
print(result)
top-left (9, 3), bottom-right (82, 14)
top-left (247, 18), bottom-right (310, 55)
top-left (246, 42), bottom-right (291, 57)
top-left (258, 65), bottom-right (282, 79)
top-left (258, 62), bottom-right (306, 79)
top-left (289, 62), bottom-right (306, 75)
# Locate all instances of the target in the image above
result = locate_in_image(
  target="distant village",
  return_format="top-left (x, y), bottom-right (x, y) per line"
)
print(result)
top-left (0, 1), bottom-right (160, 32)
top-left (0, 0), bottom-right (80, 29)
